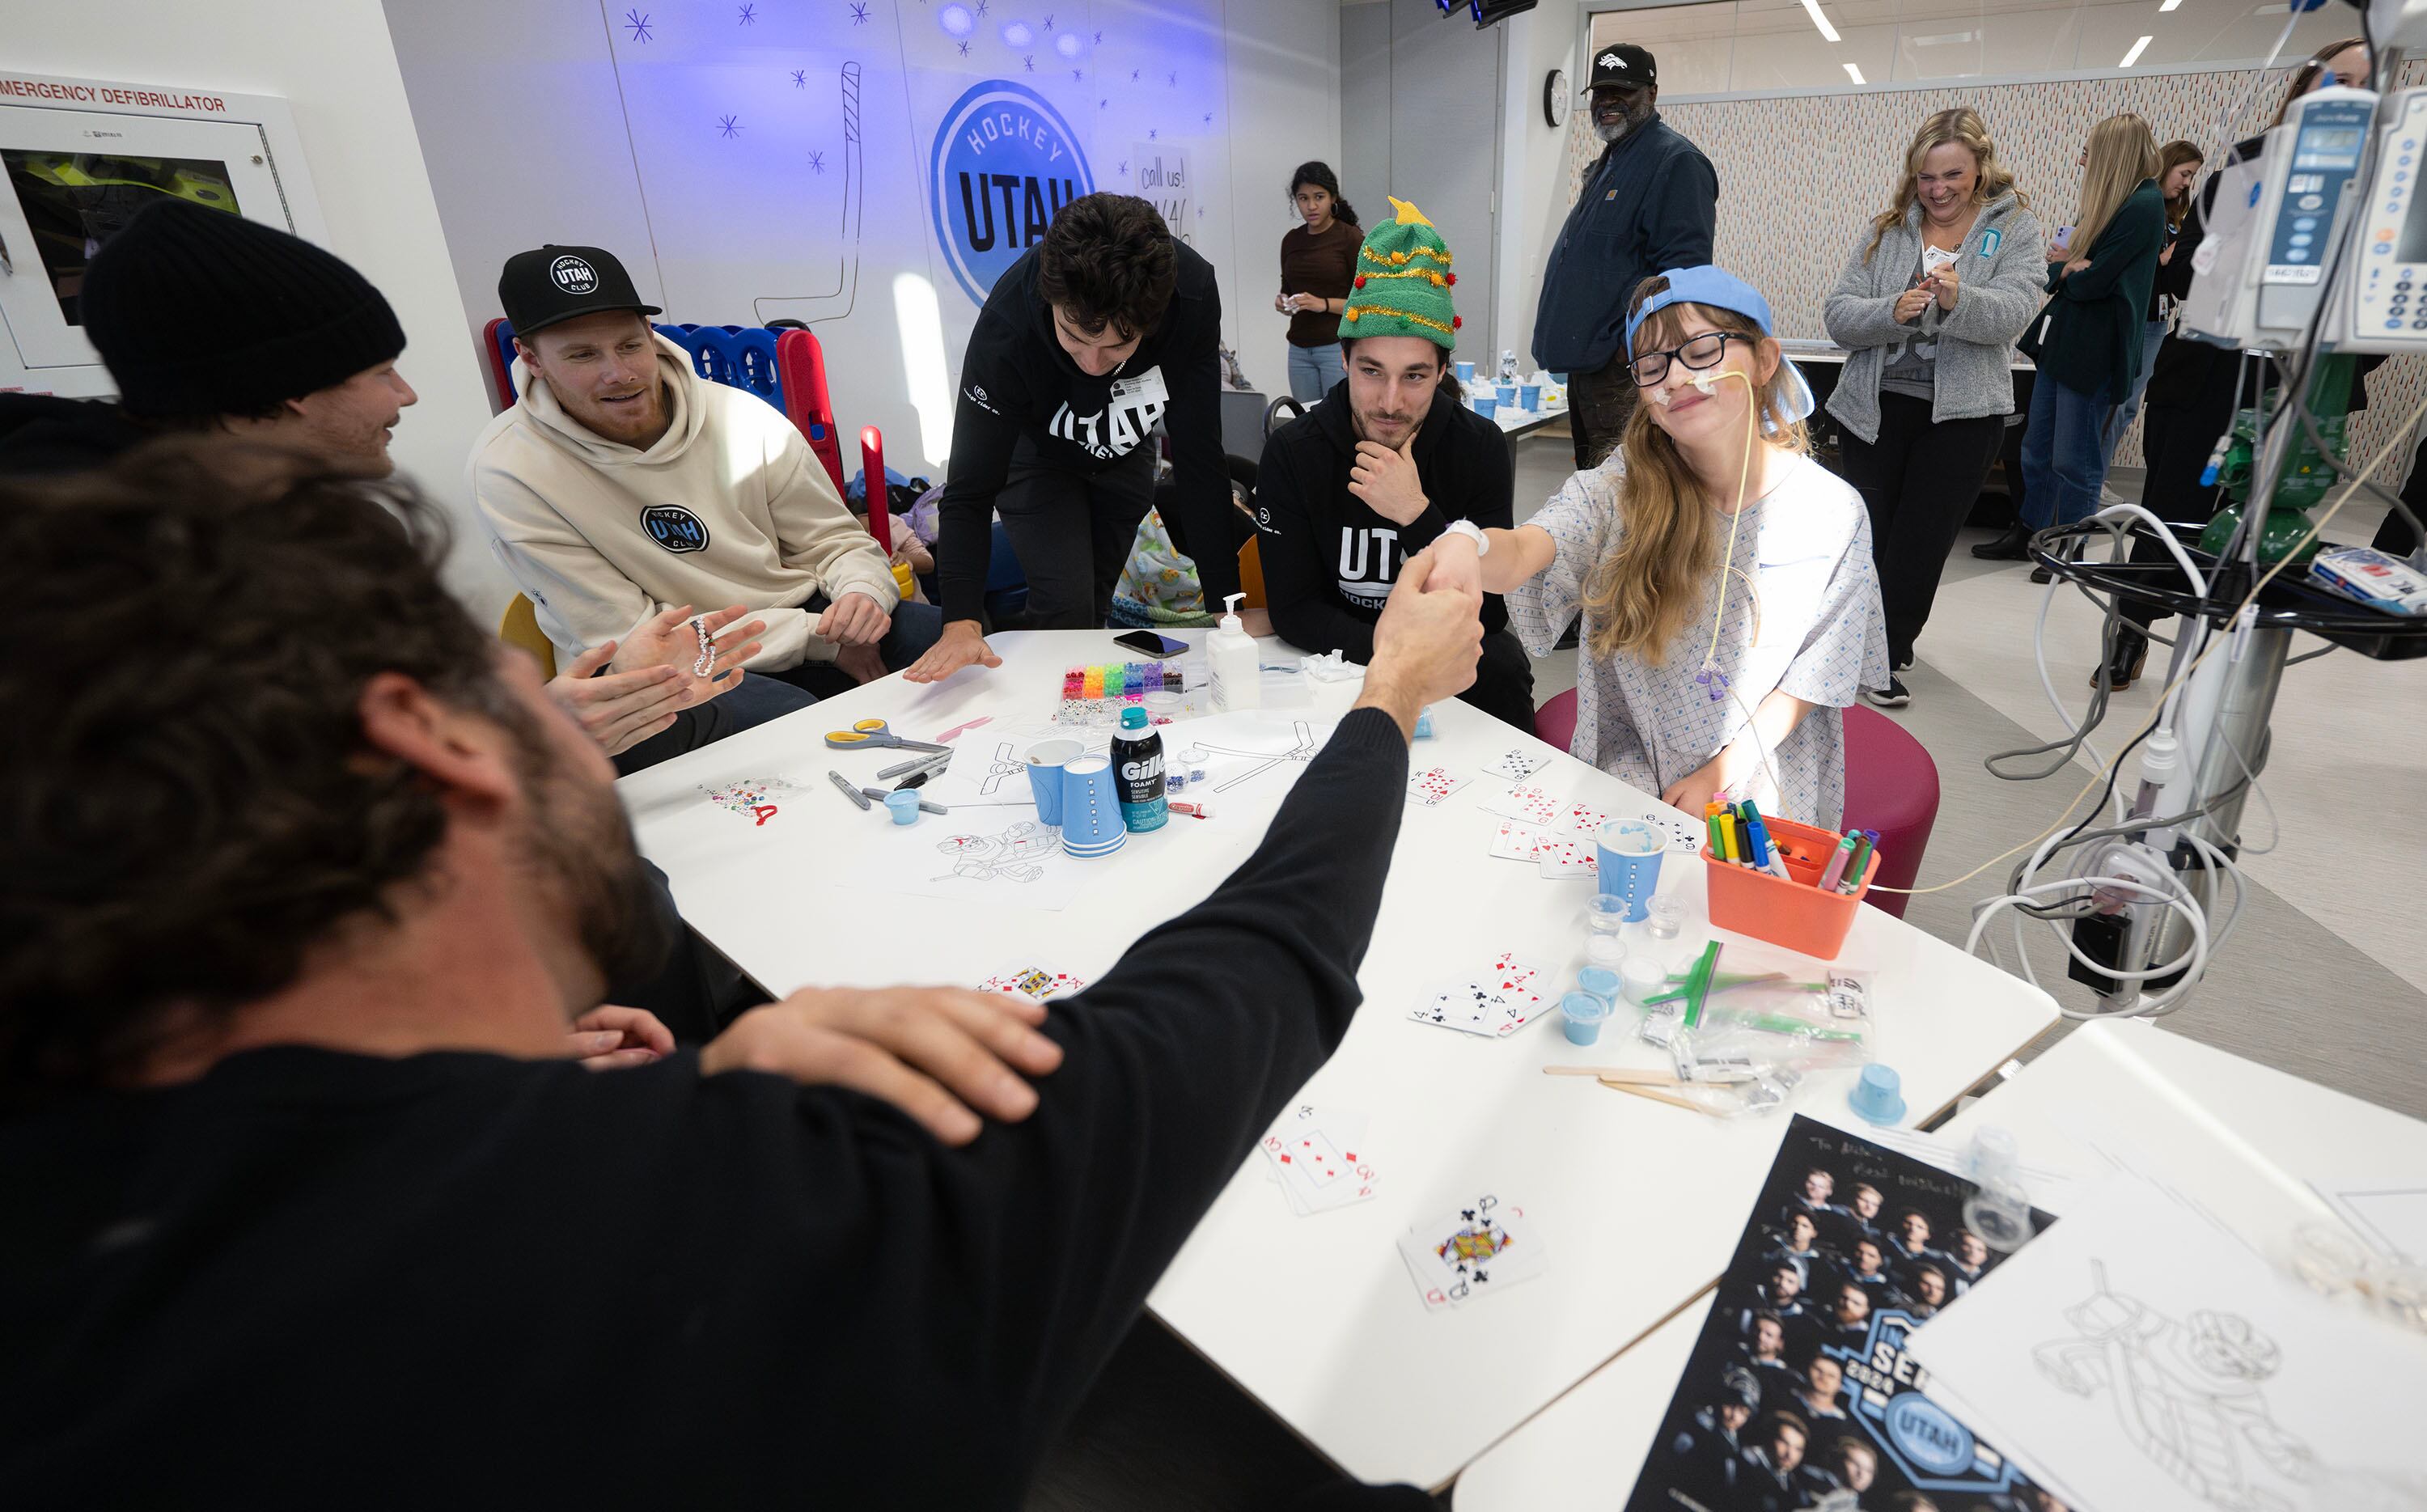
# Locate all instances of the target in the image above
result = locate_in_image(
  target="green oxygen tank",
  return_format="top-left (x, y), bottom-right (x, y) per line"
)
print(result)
top-left (2199, 354), bottom-right (2353, 565)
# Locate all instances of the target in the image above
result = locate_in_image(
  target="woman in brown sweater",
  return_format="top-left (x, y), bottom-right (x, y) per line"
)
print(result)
top-left (1277, 161), bottom-right (1362, 401)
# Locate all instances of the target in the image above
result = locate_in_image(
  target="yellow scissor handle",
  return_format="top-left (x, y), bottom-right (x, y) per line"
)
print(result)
top-left (849, 719), bottom-right (890, 734)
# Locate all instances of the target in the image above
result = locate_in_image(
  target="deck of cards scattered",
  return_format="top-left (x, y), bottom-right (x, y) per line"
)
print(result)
top-left (975, 966), bottom-right (1087, 1002)
top-left (1259, 1102), bottom-right (1378, 1215)
top-left (1484, 748), bottom-right (1549, 781)
top-left (1478, 782), bottom-right (1562, 828)
top-left (1396, 1193), bottom-right (1544, 1311)
top-left (1408, 953), bottom-right (1552, 1037)
top-left (1405, 765), bottom-right (1472, 808)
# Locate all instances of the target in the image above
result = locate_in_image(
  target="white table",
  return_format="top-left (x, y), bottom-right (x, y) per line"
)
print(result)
top-left (1451, 1020), bottom-right (2427, 1509)
top-left (1485, 396), bottom-right (1566, 440)
top-left (620, 628), bottom-right (2059, 1491)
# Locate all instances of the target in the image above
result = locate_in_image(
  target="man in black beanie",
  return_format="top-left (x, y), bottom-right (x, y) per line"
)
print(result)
top-left (0, 200), bottom-right (416, 477)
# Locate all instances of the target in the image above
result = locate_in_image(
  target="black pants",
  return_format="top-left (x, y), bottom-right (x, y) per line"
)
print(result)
top-left (1461, 628), bottom-right (1537, 735)
top-left (996, 439), bottom-right (1158, 627)
top-left (608, 861), bottom-right (755, 1045)
top-left (1566, 352), bottom-right (1638, 474)
top-left (2378, 430), bottom-right (2427, 557)
top-left (1836, 392), bottom-right (2006, 670)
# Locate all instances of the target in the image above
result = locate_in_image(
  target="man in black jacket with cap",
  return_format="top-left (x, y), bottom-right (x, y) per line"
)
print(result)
top-left (1531, 43), bottom-right (1718, 474)
top-left (0, 199), bottom-right (417, 478)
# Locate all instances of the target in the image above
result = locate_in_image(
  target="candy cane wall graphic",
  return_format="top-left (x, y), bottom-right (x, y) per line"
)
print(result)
top-left (755, 60), bottom-right (863, 326)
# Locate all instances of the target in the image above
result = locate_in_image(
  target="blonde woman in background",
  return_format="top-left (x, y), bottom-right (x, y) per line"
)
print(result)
top-left (1823, 108), bottom-right (2047, 707)
top-left (1425, 267), bottom-right (1887, 829)
top-left (2005, 113), bottom-right (2163, 555)
top-left (2101, 138), bottom-right (2205, 464)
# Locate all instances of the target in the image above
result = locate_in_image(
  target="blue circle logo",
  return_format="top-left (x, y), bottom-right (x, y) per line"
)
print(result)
top-left (1884, 1392), bottom-right (1976, 1476)
top-left (642, 504), bottom-right (710, 553)
top-left (930, 80), bottom-right (1095, 307)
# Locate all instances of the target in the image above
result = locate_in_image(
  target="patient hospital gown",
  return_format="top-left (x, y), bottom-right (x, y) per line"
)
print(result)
top-left (1507, 451), bottom-right (1888, 830)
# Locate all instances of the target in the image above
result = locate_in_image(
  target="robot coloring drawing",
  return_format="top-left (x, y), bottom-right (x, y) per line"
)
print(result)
top-left (2032, 1261), bottom-right (2315, 1512)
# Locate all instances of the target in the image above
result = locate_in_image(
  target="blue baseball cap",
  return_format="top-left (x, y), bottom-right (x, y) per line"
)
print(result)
top-left (1623, 265), bottom-right (1815, 426)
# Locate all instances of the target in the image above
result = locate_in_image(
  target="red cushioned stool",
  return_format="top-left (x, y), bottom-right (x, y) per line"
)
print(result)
top-left (1840, 705), bottom-right (1938, 920)
top-left (1535, 687), bottom-right (1578, 752)
top-left (1535, 691), bottom-right (1938, 920)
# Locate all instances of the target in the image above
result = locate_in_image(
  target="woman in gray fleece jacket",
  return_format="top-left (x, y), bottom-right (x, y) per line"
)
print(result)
top-left (1825, 108), bottom-right (2046, 706)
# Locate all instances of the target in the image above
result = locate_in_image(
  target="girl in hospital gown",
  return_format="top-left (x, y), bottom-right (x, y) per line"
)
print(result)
top-left (1509, 451), bottom-right (1885, 828)
top-left (1430, 265), bottom-right (1887, 830)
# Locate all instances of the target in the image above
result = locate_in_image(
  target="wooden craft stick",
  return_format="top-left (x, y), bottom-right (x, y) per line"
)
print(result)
top-left (1601, 1079), bottom-right (1729, 1116)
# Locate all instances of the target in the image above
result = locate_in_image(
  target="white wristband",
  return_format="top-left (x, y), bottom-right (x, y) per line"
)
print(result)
top-left (1442, 519), bottom-right (1489, 557)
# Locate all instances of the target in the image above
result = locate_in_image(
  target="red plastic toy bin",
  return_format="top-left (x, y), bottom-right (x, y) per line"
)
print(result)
top-left (1701, 815), bottom-right (1879, 960)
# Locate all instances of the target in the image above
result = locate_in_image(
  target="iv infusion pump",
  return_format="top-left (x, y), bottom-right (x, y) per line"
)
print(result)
top-left (2332, 87), bottom-right (2427, 349)
top-left (2177, 86), bottom-right (2377, 351)
top-left (2179, 81), bottom-right (2427, 356)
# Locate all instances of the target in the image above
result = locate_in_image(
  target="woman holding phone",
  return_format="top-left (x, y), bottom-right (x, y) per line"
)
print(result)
top-left (1823, 108), bottom-right (2046, 707)
top-left (1275, 163), bottom-right (1362, 401)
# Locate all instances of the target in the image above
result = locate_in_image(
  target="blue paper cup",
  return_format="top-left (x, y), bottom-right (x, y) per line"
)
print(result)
top-left (1455, 360), bottom-right (1475, 383)
top-left (1472, 396), bottom-right (1498, 418)
top-left (1521, 383), bottom-right (1542, 410)
top-left (1596, 819), bottom-right (1670, 922)
top-left (1024, 738), bottom-right (1082, 827)
top-left (1560, 991), bottom-right (1608, 1046)
top-left (1059, 755), bottom-right (1128, 858)
top-left (1497, 383), bottom-right (1518, 406)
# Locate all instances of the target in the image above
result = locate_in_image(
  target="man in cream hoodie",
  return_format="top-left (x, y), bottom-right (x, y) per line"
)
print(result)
top-left (472, 245), bottom-right (939, 743)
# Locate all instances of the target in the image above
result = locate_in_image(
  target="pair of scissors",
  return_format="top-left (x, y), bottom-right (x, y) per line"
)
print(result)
top-left (823, 718), bottom-right (947, 754)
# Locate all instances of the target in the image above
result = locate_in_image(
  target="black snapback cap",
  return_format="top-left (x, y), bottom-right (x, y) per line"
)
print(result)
top-left (498, 244), bottom-right (662, 338)
top-left (1583, 43), bottom-right (1658, 91)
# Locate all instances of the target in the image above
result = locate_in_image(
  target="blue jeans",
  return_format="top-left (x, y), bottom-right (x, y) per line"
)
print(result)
top-left (2100, 320), bottom-right (2170, 464)
top-left (1287, 341), bottom-right (1345, 402)
top-left (2021, 373), bottom-right (2114, 529)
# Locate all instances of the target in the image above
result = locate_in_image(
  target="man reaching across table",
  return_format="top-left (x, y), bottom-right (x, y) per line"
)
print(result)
top-left (0, 440), bottom-right (1482, 1506)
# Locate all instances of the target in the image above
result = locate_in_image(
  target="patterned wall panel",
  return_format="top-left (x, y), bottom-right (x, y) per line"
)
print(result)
top-left (1552, 66), bottom-right (2427, 476)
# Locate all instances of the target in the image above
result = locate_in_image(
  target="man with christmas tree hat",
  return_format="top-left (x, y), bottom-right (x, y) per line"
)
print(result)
top-left (1251, 198), bottom-right (1536, 731)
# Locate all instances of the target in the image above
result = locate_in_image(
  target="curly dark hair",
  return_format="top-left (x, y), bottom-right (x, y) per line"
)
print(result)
top-left (1037, 192), bottom-right (1176, 341)
top-left (0, 440), bottom-right (523, 1101)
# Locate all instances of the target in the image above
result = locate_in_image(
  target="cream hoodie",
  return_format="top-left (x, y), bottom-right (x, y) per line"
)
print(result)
top-left (469, 335), bottom-right (899, 671)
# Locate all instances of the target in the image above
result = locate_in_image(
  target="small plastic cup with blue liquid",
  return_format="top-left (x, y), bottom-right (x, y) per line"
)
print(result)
top-left (1560, 991), bottom-right (1610, 1046)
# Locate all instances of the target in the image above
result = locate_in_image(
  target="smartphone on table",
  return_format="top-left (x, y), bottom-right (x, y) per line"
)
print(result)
top-left (1115, 630), bottom-right (1188, 657)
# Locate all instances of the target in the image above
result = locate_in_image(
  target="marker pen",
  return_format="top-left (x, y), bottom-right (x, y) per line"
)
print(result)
top-left (1817, 833), bottom-right (1857, 892)
top-left (1840, 832), bottom-right (1874, 892)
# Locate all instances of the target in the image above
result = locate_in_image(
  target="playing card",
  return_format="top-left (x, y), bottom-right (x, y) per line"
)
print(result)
top-left (976, 966), bottom-right (1088, 1002)
top-left (1408, 983), bottom-right (1506, 1037)
top-left (1396, 1193), bottom-right (1547, 1311)
top-left (1535, 836), bottom-right (1599, 879)
top-left (1404, 765), bottom-right (1472, 807)
top-left (1259, 1102), bottom-right (1379, 1214)
top-left (1629, 807), bottom-right (1705, 854)
top-left (1488, 820), bottom-right (1544, 861)
top-left (1554, 802), bottom-right (1609, 836)
top-left (1478, 783), bottom-right (1561, 827)
top-left (1484, 749), bottom-right (1549, 782)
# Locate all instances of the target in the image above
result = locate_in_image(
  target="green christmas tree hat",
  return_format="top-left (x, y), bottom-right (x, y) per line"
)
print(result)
top-left (1337, 197), bottom-right (1459, 349)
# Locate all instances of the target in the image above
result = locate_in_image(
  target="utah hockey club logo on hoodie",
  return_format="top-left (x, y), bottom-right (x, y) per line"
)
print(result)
top-left (642, 504), bottom-right (710, 553)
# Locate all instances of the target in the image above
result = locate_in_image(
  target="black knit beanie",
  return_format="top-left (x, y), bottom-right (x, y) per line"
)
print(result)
top-left (81, 201), bottom-right (407, 419)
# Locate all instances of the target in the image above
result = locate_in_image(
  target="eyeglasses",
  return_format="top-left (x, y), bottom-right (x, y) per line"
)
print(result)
top-left (1629, 331), bottom-right (1743, 388)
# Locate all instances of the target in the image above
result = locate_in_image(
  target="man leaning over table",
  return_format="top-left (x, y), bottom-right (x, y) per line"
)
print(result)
top-left (0, 439), bottom-right (1485, 1507)
top-left (470, 243), bottom-right (941, 770)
